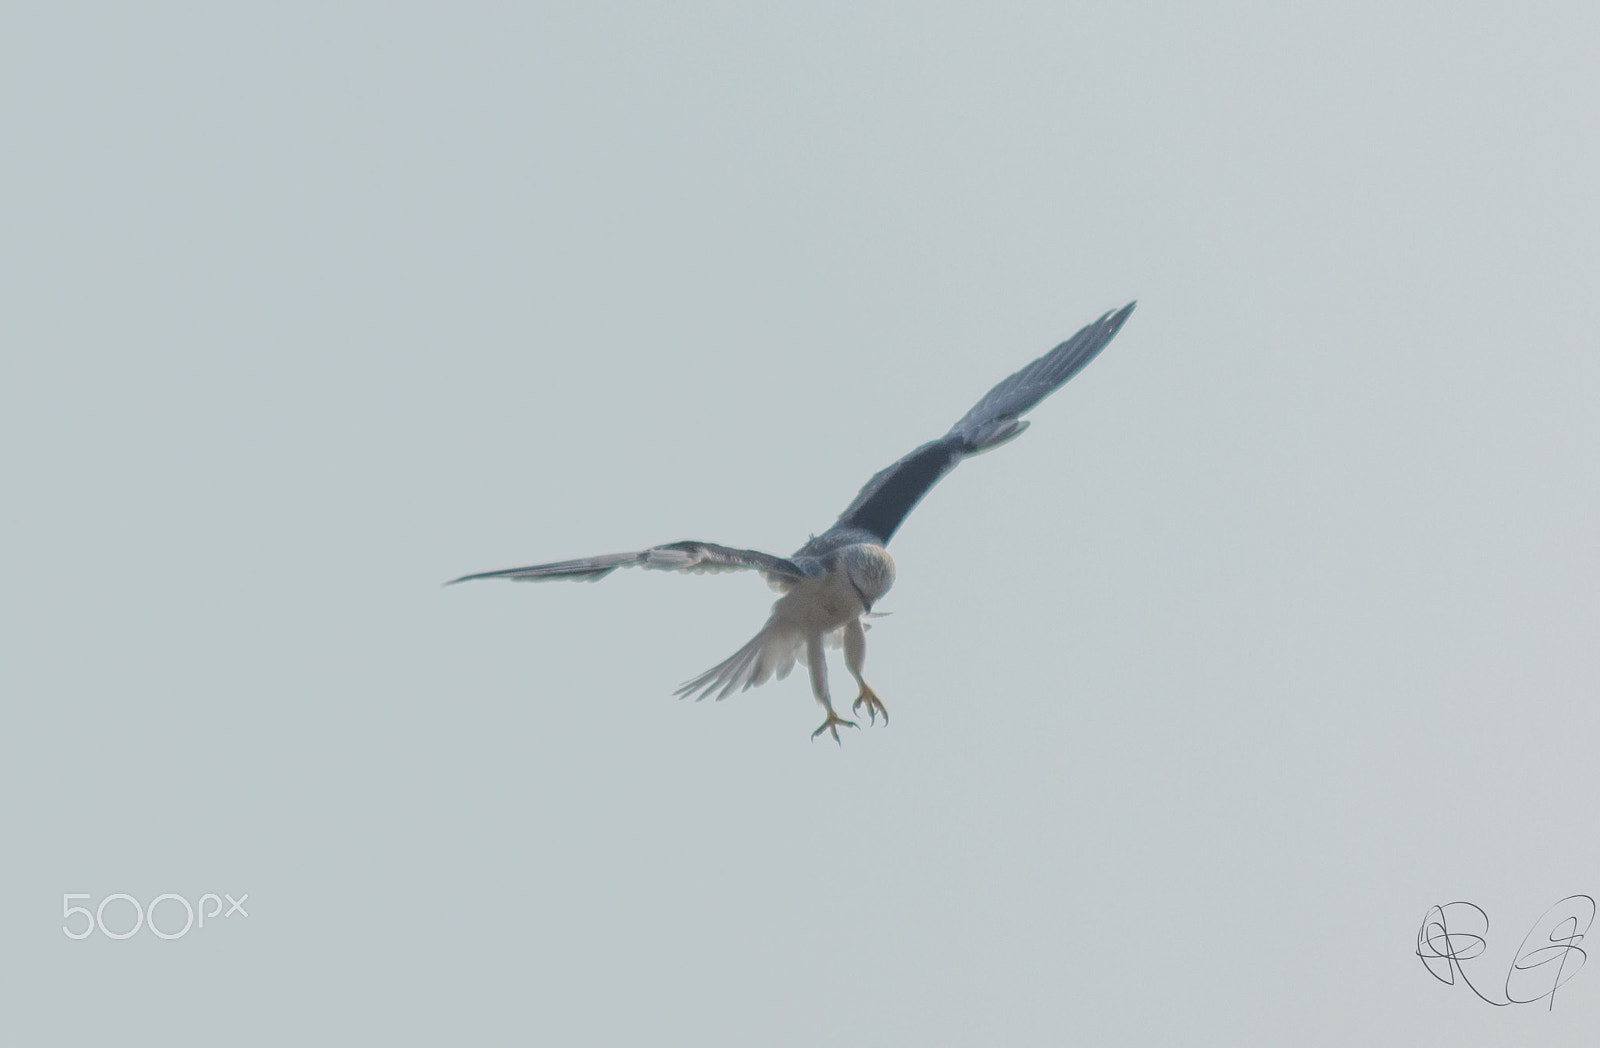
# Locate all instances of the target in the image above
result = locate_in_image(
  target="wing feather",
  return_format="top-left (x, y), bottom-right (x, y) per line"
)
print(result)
top-left (447, 540), bottom-right (811, 586)
top-left (948, 302), bottom-right (1136, 445)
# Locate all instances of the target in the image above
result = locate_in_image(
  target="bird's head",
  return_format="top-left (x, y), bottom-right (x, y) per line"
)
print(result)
top-left (840, 544), bottom-right (896, 612)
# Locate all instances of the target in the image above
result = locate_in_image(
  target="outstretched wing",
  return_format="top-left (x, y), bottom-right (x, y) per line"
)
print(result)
top-left (829, 302), bottom-right (1135, 545)
top-left (446, 540), bottom-right (812, 586)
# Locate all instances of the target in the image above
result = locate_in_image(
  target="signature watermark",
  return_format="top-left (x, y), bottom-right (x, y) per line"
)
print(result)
top-left (62, 893), bottom-right (249, 940)
top-left (1416, 896), bottom-right (1592, 1010)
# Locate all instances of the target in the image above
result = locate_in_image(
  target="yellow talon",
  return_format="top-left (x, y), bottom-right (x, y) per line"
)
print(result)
top-left (851, 685), bottom-right (889, 726)
top-left (810, 712), bottom-right (859, 744)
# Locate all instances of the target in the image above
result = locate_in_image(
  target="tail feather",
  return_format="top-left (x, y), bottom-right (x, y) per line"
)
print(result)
top-left (674, 624), bottom-right (802, 702)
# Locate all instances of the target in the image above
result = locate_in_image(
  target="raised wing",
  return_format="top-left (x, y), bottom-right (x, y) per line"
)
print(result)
top-left (446, 540), bottom-right (812, 585)
top-left (830, 302), bottom-right (1135, 545)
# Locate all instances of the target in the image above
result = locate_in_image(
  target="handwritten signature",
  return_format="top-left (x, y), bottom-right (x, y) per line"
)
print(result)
top-left (1416, 896), bottom-right (1593, 1010)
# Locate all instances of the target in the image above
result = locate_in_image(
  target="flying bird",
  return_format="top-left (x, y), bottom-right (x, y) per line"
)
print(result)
top-left (450, 303), bottom-right (1136, 741)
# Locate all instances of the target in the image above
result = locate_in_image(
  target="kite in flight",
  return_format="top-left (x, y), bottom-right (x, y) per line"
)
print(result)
top-left (450, 303), bottom-right (1136, 741)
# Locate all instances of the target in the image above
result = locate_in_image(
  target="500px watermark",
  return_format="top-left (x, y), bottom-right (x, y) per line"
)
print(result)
top-left (62, 893), bottom-right (249, 940)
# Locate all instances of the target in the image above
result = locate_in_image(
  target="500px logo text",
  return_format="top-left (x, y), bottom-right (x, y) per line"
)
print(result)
top-left (62, 892), bottom-right (249, 940)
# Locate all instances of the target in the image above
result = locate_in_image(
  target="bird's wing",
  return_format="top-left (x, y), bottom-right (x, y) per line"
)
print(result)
top-left (447, 540), bottom-right (813, 586)
top-left (828, 302), bottom-right (1135, 545)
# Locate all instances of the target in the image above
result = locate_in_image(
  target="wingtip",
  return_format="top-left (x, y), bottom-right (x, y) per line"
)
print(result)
top-left (444, 569), bottom-right (505, 586)
top-left (1093, 301), bottom-right (1137, 327)
top-left (1101, 300), bottom-right (1137, 333)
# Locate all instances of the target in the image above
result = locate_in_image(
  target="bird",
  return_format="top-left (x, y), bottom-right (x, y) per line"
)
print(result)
top-left (449, 303), bottom-right (1136, 742)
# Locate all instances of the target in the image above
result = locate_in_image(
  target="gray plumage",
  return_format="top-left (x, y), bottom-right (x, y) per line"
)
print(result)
top-left (446, 540), bottom-right (815, 585)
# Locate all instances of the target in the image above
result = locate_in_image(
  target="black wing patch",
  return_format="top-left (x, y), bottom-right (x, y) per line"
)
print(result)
top-left (830, 439), bottom-right (965, 546)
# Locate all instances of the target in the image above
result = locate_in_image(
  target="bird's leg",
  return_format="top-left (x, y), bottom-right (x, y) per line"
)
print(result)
top-left (806, 633), bottom-right (857, 744)
top-left (844, 618), bottom-right (888, 726)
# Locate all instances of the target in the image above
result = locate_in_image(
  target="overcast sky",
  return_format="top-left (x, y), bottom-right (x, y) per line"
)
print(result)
top-left (4, 3), bottom-right (1599, 1044)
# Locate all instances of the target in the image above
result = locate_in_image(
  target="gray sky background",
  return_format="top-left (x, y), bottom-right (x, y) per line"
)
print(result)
top-left (4, 3), bottom-right (1598, 1044)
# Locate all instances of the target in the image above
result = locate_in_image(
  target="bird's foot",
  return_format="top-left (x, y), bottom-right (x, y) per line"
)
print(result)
top-left (851, 684), bottom-right (889, 726)
top-left (810, 711), bottom-right (859, 745)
